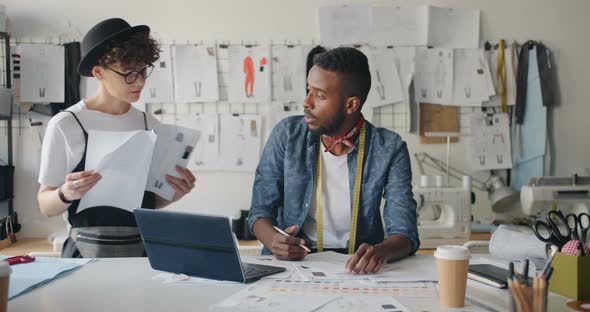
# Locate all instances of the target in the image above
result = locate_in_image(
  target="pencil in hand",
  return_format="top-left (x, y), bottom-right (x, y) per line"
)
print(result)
top-left (272, 226), bottom-right (311, 253)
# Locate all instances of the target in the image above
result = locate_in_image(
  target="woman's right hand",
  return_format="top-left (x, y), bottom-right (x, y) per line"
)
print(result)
top-left (60, 170), bottom-right (102, 202)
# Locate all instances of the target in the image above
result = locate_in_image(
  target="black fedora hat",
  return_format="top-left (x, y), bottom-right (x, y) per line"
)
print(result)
top-left (78, 18), bottom-right (150, 77)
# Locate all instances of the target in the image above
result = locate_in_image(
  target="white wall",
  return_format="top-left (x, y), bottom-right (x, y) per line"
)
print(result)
top-left (2, 0), bottom-right (589, 238)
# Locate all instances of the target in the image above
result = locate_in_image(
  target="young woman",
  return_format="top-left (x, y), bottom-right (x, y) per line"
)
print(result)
top-left (37, 18), bottom-right (196, 257)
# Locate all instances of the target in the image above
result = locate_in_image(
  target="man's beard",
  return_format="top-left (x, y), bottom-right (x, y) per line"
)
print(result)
top-left (305, 107), bottom-right (346, 136)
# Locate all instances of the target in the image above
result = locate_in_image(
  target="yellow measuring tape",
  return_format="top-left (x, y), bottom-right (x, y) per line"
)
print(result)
top-left (496, 39), bottom-right (507, 113)
top-left (315, 123), bottom-right (366, 254)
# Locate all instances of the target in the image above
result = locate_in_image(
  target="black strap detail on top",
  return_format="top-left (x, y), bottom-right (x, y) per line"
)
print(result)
top-left (61, 110), bottom-right (88, 138)
top-left (142, 112), bottom-right (148, 130)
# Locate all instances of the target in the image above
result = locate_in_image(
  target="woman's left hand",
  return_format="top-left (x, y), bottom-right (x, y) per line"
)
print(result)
top-left (166, 165), bottom-right (196, 202)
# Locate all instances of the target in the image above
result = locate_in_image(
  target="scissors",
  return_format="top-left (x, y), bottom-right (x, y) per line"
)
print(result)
top-left (532, 210), bottom-right (572, 249)
top-left (3, 255), bottom-right (35, 266)
top-left (568, 212), bottom-right (590, 244)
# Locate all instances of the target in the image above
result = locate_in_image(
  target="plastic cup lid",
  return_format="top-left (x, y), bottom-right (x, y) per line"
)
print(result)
top-left (0, 261), bottom-right (11, 276)
top-left (434, 245), bottom-right (471, 260)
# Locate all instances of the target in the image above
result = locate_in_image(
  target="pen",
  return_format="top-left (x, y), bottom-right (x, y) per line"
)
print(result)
top-left (522, 259), bottom-right (529, 286)
top-left (273, 226), bottom-right (311, 253)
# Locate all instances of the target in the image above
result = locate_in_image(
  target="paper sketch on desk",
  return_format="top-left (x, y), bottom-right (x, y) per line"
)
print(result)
top-left (289, 252), bottom-right (397, 281)
top-left (140, 45), bottom-right (174, 103)
top-left (428, 6), bottom-right (480, 49)
top-left (318, 295), bottom-right (409, 312)
top-left (362, 47), bottom-right (404, 109)
top-left (370, 5), bottom-right (429, 46)
top-left (78, 130), bottom-right (156, 213)
top-left (19, 44), bottom-right (65, 103)
top-left (483, 48), bottom-right (517, 107)
top-left (468, 112), bottom-right (512, 170)
top-left (173, 45), bottom-right (219, 103)
top-left (272, 45), bottom-right (308, 102)
top-left (211, 279), bottom-right (340, 312)
top-left (228, 45), bottom-right (271, 103)
top-left (219, 114), bottom-right (262, 171)
top-left (175, 113), bottom-right (220, 171)
top-left (414, 48), bottom-right (454, 105)
top-left (452, 49), bottom-right (495, 106)
top-left (319, 4), bottom-right (371, 47)
top-left (145, 124), bottom-right (200, 201)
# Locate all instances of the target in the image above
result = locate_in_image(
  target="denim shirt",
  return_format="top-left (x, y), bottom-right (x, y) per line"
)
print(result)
top-left (248, 116), bottom-right (419, 255)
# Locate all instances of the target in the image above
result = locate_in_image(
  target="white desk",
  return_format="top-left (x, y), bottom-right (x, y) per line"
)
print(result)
top-left (8, 255), bottom-right (572, 312)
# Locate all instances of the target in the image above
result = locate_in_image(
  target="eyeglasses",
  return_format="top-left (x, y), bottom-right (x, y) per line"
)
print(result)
top-left (104, 64), bottom-right (154, 84)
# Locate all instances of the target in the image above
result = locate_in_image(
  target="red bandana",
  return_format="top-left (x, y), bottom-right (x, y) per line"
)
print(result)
top-left (322, 115), bottom-right (365, 152)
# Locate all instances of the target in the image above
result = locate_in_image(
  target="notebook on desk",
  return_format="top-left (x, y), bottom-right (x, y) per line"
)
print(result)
top-left (133, 208), bottom-right (285, 283)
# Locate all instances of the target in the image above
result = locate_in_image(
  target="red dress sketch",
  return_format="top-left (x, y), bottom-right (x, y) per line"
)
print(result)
top-left (244, 56), bottom-right (255, 97)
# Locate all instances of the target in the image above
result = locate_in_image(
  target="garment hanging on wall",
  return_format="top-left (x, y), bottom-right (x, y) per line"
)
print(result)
top-left (515, 41), bottom-right (556, 124)
top-left (512, 46), bottom-right (547, 191)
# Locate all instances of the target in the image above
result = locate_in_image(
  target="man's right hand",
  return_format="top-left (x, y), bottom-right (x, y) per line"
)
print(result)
top-left (61, 170), bottom-right (102, 202)
top-left (270, 225), bottom-right (308, 261)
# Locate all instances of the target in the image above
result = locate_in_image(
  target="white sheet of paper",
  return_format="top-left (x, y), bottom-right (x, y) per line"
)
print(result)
top-left (292, 252), bottom-right (397, 281)
top-left (228, 45), bottom-right (271, 103)
top-left (140, 45), bottom-right (174, 103)
top-left (363, 47), bottom-right (405, 109)
top-left (175, 113), bottom-right (221, 171)
top-left (145, 124), bottom-right (200, 201)
top-left (211, 279), bottom-right (340, 312)
top-left (271, 45), bottom-right (308, 102)
top-left (78, 130), bottom-right (156, 213)
top-left (414, 48), bottom-right (454, 104)
top-left (452, 49), bottom-right (495, 106)
top-left (319, 295), bottom-right (410, 312)
top-left (219, 114), bottom-right (262, 171)
top-left (468, 112), bottom-right (513, 170)
top-left (19, 44), bottom-right (65, 103)
top-left (319, 4), bottom-right (371, 46)
top-left (483, 48), bottom-right (517, 107)
top-left (428, 6), bottom-right (480, 48)
top-left (266, 102), bottom-right (302, 139)
top-left (173, 45), bottom-right (219, 103)
top-left (370, 5), bottom-right (429, 46)
top-left (393, 47), bottom-right (416, 103)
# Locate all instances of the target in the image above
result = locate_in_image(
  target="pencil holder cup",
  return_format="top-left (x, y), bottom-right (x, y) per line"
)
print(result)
top-left (549, 252), bottom-right (590, 300)
top-left (509, 285), bottom-right (547, 312)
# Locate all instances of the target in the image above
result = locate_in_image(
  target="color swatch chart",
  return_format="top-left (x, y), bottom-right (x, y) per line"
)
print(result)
top-left (267, 279), bottom-right (436, 297)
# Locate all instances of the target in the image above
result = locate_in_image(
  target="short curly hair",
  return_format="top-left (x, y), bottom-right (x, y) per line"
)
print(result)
top-left (98, 31), bottom-right (160, 69)
top-left (313, 47), bottom-right (371, 107)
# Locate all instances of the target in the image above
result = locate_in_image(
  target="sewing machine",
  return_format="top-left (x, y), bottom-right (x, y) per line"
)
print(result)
top-left (414, 175), bottom-right (474, 248)
top-left (521, 175), bottom-right (590, 218)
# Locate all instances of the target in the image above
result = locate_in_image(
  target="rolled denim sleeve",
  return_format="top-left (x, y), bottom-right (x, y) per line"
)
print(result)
top-left (248, 121), bottom-right (287, 234)
top-left (382, 137), bottom-right (420, 254)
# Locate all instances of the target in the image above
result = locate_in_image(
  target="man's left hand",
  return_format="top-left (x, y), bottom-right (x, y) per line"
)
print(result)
top-left (345, 243), bottom-right (388, 274)
top-left (166, 165), bottom-right (196, 202)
